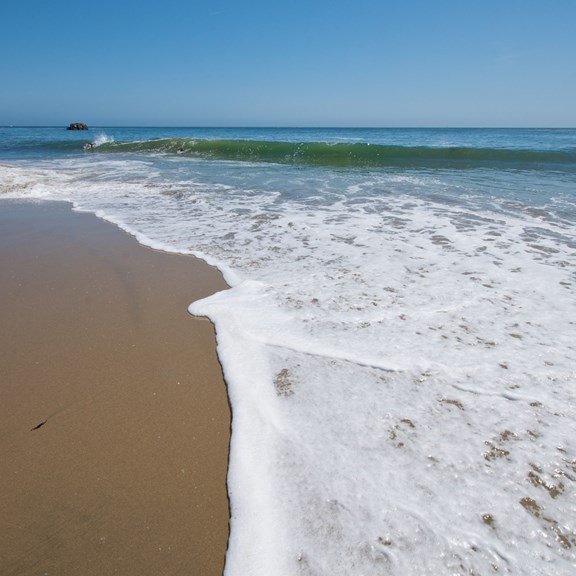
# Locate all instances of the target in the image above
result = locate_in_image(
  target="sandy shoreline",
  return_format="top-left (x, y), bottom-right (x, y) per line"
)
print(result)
top-left (0, 200), bottom-right (231, 575)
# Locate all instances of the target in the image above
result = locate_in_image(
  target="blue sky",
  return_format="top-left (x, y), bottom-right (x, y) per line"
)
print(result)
top-left (1, 0), bottom-right (575, 127)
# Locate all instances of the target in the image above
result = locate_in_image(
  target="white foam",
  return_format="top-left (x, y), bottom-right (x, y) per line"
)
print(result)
top-left (92, 132), bottom-right (115, 146)
top-left (2, 157), bottom-right (575, 575)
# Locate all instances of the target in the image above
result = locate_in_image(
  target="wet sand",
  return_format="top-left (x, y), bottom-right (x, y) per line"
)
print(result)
top-left (0, 200), bottom-right (231, 575)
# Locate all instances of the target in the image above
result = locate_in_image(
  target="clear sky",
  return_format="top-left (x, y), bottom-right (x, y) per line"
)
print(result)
top-left (1, 0), bottom-right (575, 127)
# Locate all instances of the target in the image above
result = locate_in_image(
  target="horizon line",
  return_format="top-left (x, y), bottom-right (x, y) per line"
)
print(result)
top-left (2, 125), bottom-right (576, 130)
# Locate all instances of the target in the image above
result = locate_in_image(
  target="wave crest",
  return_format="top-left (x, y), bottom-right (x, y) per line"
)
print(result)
top-left (92, 138), bottom-right (576, 169)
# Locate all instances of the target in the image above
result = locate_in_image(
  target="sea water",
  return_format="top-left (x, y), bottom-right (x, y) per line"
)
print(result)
top-left (1, 126), bottom-right (575, 575)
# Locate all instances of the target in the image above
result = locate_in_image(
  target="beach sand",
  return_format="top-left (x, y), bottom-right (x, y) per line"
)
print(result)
top-left (0, 200), bottom-right (231, 575)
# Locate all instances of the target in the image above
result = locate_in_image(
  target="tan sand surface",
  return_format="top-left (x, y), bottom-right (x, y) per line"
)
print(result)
top-left (0, 200), bottom-right (231, 576)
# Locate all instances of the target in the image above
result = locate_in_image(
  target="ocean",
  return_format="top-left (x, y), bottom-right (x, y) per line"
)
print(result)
top-left (1, 126), bottom-right (575, 575)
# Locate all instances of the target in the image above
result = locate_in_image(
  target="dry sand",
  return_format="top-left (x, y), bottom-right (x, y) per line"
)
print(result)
top-left (0, 200), bottom-right (231, 575)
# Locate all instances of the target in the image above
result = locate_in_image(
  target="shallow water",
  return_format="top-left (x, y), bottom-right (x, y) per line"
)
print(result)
top-left (2, 126), bottom-right (575, 575)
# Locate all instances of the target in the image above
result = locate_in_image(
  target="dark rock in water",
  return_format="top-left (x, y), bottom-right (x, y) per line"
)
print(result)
top-left (67, 122), bottom-right (89, 130)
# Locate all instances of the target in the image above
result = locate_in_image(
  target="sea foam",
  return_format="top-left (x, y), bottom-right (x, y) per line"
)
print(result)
top-left (1, 129), bottom-right (575, 575)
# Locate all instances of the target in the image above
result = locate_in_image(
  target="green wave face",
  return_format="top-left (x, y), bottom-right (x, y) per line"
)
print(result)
top-left (97, 138), bottom-right (576, 169)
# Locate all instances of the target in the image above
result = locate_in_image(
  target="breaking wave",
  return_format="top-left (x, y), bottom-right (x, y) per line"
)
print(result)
top-left (93, 138), bottom-right (576, 170)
